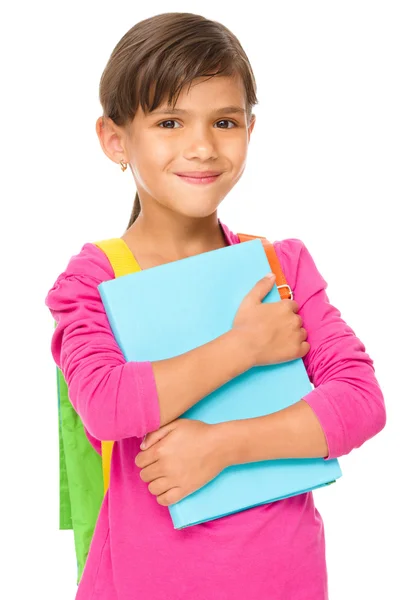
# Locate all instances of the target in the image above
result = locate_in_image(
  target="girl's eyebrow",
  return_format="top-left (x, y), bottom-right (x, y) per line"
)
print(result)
top-left (150, 105), bottom-right (246, 117)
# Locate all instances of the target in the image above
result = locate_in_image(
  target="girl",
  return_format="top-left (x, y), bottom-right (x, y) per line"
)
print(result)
top-left (45, 12), bottom-right (386, 600)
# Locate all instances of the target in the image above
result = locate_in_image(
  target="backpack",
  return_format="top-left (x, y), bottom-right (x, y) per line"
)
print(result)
top-left (55, 233), bottom-right (293, 584)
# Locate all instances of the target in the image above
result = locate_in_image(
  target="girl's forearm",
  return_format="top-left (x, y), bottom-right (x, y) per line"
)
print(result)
top-left (151, 329), bottom-right (256, 428)
top-left (215, 399), bottom-right (329, 467)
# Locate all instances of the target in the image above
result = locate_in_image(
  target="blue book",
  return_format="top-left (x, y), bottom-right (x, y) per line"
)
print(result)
top-left (97, 239), bottom-right (342, 529)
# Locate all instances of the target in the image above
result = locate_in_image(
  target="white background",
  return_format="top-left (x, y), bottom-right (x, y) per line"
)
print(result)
top-left (1, 1), bottom-right (408, 598)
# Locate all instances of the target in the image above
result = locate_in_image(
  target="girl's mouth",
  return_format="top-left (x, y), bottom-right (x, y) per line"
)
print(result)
top-left (175, 174), bottom-right (221, 185)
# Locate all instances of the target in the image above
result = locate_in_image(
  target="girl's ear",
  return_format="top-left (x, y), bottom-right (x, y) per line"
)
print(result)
top-left (248, 114), bottom-right (256, 141)
top-left (95, 116), bottom-right (128, 165)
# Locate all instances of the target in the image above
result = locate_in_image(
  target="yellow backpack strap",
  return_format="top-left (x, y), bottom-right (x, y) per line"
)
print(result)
top-left (237, 233), bottom-right (293, 300)
top-left (93, 238), bottom-right (142, 495)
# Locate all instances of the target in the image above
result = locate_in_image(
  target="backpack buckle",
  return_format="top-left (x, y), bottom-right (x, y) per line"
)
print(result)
top-left (277, 284), bottom-right (293, 300)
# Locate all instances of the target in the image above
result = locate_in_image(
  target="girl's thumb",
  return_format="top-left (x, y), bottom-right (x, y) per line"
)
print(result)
top-left (140, 425), bottom-right (172, 450)
top-left (250, 272), bottom-right (276, 302)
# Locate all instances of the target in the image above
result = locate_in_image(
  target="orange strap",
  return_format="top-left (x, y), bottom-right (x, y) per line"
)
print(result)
top-left (237, 233), bottom-right (293, 300)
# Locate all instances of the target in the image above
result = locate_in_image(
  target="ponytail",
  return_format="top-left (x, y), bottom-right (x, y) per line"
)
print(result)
top-left (126, 190), bottom-right (141, 229)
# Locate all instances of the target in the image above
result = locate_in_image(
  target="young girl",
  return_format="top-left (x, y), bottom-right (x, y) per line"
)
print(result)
top-left (45, 12), bottom-right (386, 600)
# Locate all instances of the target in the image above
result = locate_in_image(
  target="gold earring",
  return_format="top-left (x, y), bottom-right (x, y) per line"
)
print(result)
top-left (120, 159), bottom-right (128, 172)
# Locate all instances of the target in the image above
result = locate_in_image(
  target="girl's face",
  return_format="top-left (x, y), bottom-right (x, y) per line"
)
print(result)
top-left (103, 74), bottom-right (255, 220)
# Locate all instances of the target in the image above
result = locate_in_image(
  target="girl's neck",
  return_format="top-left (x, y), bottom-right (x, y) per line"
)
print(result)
top-left (121, 211), bottom-right (229, 268)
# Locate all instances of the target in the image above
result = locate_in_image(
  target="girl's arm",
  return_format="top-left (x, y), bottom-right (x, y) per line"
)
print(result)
top-left (216, 399), bottom-right (329, 466)
top-left (46, 243), bottom-right (255, 443)
top-left (151, 328), bottom-right (254, 427)
top-left (216, 239), bottom-right (386, 464)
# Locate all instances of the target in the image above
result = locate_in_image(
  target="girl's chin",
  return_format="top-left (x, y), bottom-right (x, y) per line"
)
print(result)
top-left (179, 202), bottom-right (223, 217)
top-left (159, 199), bottom-right (222, 218)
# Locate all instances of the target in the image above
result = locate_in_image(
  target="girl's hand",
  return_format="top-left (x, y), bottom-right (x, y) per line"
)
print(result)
top-left (135, 419), bottom-right (226, 507)
top-left (233, 273), bottom-right (310, 366)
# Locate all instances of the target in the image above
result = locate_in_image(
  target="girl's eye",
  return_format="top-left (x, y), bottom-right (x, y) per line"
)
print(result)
top-left (217, 120), bottom-right (236, 129)
top-left (158, 119), bottom-right (236, 129)
top-left (159, 120), bottom-right (182, 129)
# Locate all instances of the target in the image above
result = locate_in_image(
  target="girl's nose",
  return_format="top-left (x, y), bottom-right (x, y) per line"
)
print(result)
top-left (183, 130), bottom-right (218, 161)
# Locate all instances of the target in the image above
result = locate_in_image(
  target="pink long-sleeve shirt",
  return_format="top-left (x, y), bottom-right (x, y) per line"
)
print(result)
top-left (45, 220), bottom-right (386, 600)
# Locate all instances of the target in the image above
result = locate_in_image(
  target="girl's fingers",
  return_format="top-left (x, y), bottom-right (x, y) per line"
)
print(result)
top-left (141, 422), bottom-right (175, 449)
top-left (135, 448), bottom-right (157, 468)
top-left (156, 487), bottom-right (182, 507)
top-left (147, 476), bottom-right (169, 496)
top-left (140, 461), bottom-right (163, 483)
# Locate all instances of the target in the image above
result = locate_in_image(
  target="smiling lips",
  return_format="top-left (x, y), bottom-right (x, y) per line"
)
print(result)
top-left (174, 171), bottom-right (222, 185)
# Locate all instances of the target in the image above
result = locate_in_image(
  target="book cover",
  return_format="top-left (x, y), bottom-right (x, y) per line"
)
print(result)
top-left (97, 239), bottom-right (342, 529)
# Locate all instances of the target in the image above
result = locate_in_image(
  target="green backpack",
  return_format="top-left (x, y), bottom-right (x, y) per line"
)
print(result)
top-left (56, 357), bottom-right (104, 584)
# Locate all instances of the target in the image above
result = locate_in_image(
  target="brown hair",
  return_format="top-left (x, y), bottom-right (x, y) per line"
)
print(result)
top-left (98, 12), bottom-right (259, 230)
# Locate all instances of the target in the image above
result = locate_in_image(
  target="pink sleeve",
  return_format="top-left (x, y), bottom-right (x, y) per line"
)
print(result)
top-left (45, 243), bottom-right (161, 442)
top-left (274, 238), bottom-right (386, 460)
